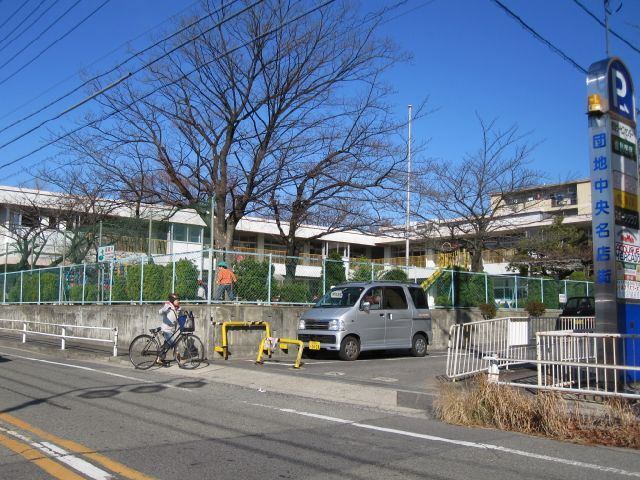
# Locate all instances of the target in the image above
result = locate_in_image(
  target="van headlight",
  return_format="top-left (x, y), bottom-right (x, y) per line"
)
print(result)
top-left (328, 319), bottom-right (345, 331)
top-left (298, 319), bottom-right (306, 330)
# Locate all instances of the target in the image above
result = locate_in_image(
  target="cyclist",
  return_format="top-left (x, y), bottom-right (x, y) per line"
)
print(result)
top-left (157, 293), bottom-right (181, 365)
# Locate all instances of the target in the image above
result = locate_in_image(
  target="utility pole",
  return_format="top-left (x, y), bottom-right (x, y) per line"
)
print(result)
top-left (405, 104), bottom-right (412, 269)
top-left (604, 0), bottom-right (611, 57)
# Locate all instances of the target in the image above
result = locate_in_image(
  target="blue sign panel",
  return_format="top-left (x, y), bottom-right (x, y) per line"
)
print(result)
top-left (608, 59), bottom-right (636, 124)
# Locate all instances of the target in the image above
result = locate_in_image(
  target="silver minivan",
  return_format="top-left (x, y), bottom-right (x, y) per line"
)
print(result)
top-left (297, 281), bottom-right (432, 361)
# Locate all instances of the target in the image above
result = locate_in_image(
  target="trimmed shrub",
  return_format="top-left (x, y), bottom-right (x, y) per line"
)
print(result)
top-left (174, 259), bottom-right (198, 299)
top-left (525, 300), bottom-right (546, 317)
top-left (275, 281), bottom-right (311, 303)
top-left (234, 258), bottom-right (271, 301)
top-left (479, 302), bottom-right (497, 319)
top-left (325, 251), bottom-right (346, 288)
top-left (143, 263), bottom-right (169, 301)
top-left (380, 268), bottom-right (409, 281)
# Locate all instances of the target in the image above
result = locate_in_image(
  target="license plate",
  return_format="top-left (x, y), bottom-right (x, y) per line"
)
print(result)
top-left (308, 341), bottom-right (321, 350)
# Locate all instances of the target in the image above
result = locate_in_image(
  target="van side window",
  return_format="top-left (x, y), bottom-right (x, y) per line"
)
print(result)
top-left (383, 287), bottom-right (408, 309)
top-left (363, 287), bottom-right (382, 310)
top-left (409, 287), bottom-right (429, 309)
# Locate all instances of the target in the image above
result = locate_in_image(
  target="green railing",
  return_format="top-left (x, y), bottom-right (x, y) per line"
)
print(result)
top-left (0, 248), bottom-right (593, 308)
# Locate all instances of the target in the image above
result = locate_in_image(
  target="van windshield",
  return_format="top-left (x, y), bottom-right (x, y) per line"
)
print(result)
top-left (314, 287), bottom-right (364, 308)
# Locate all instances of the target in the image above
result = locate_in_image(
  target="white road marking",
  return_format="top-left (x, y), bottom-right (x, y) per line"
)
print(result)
top-left (371, 377), bottom-right (398, 383)
top-left (249, 404), bottom-right (640, 478)
top-left (0, 427), bottom-right (114, 480)
top-left (0, 351), bottom-right (192, 391)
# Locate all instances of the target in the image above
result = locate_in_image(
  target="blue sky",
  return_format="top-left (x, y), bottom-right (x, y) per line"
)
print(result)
top-left (0, 0), bottom-right (638, 186)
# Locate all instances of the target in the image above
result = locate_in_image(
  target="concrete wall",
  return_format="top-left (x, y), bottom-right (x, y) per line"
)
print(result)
top-left (0, 305), bottom-right (561, 358)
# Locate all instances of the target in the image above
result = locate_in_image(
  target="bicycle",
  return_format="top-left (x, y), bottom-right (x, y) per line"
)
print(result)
top-left (129, 311), bottom-right (205, 370)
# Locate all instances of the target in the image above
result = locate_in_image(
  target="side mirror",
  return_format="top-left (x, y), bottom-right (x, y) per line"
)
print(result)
top-left (361, 301), bottom-right (371, 313)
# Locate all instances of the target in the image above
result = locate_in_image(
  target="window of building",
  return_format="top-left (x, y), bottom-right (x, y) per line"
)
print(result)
top-left (188, 226), bottom-right (202, 243)
top-left (172, 224), bottom-right (187, 242)
top-left (21, 213), bottom-right (39, 228)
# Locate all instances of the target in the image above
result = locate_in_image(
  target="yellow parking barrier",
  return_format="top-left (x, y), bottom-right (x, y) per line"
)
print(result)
top-left (255, 337), bottom-right (319, 369)
top-left (210, 320), bottom-right (273, 360)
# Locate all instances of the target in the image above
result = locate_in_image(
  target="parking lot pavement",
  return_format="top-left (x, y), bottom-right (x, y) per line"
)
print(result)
top-left (227, 349), bottom-right (448, 396)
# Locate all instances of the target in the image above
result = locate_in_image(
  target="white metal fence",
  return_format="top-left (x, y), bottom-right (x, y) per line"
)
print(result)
top-left (0, 318), bottom-right (118, 356)
top-left (498, 332), bottom-right (640, 399)
top-left (446, 316), bottom-right (596, 381)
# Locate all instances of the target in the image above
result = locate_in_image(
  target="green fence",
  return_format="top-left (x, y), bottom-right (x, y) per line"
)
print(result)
top-left (0, 249), bottom-right (593, 308)
top-left (428, 269), bottom-right (592, 309)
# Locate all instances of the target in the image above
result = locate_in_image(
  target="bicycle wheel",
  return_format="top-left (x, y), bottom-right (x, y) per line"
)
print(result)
top-left (175, 334), bottom-right (204, 369)
top-left (129, 334), bottom-right (160, 370)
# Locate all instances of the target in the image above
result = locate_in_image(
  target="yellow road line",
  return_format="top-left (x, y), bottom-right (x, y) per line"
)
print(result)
top-left (0, 431), bottom-right (85, 480)
top-left (0, 413), bottom-right (157, 480)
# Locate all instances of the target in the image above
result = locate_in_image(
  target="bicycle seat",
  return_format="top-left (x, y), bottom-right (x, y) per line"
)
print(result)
top-left (150, 327), bottom-right (161, 334)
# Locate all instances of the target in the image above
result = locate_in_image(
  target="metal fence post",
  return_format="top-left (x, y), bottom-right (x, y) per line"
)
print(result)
top-left (139, 257), bottom-right (144, 305)
top-left (171, 253), bottom-right (176, 292)
top-left (536, 332), bottom-right (542, 387)
top-left (38, 270), bottom-right (41, 304)
top-left (58, 266), bottom-right (63, 304)
top-left (2, 270), bottom-right (6, 304)
top-left (207, 249), bottom-right (213, 305)
top-left (484, 273), bottom-right (489, 303)
top-left (19, 271), bottom-right (23, 304)
top-left (267, 253), bottom-right (272, 305)
top-left (81, 262), bottom-right (86, 305)
top-left (450, 270), bottom-right (455, 307)
top-left (564, 280), bottom-right (567, 298)
top-left (540, 278), bottom-right (544, 304)
top-left (514, 276), bottom-right (518, 309)
top-left (371, 262), bottom-right (375, 282)
top-left (585, 281), bottom-right (589, 296)
top-left (322, 258), bottom-right (326, 295)
top-left (109, 261), bottom-right (114, 305)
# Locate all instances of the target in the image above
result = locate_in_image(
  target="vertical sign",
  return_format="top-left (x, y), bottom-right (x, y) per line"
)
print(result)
top-left (587, 57), bottom-right (639, 381)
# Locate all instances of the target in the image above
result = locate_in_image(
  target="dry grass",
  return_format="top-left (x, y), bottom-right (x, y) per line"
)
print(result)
top-left (434, 378), bottom-right (640, 449)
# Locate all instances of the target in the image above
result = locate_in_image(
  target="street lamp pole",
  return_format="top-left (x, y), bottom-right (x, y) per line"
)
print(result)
top-left (405, 104), bottom-right (412, 269)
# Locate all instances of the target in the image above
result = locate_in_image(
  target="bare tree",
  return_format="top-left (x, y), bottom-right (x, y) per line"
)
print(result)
top-left (413, 116), bottom-right (540, 272)
top-left (57, 0), bottom-right (406, 257)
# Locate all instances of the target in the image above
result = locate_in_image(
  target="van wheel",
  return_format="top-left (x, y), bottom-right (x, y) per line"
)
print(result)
top-left (339, 336), bottom-right (360, 361)
top-left (411, 334), bottom-right (427, 357)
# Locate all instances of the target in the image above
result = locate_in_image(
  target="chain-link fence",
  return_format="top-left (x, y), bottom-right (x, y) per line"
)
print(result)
top-left (0, 249), bottom-right (594, 308)
top-left (428, 269), bottom-right (591, 310)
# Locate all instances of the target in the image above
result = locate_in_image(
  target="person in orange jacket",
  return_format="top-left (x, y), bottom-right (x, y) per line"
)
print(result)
top-left (214, 261), bottom-right (237, 301)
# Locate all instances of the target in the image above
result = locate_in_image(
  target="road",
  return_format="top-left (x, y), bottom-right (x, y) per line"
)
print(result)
top-left (0, 345), bottom-right (638, 480)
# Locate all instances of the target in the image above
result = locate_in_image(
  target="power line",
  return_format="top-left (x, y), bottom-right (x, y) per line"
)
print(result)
top-left (0, 0), bottom-right (241, 136)
top-left (491, 0), bottom-right (640, 117)
top-left (0, 0), bottom-right (248, 149)
top-left (0, 0), bottom-right (84, 73)
top-left (0, 0), bottom-right (200, 123)
top-left (572, 0), bottom-right (640, 56)
top-left (0, 0), bottom-right (60, 55)
top-left (0, 0), bottom-right (337, 173)
top-left (0, 0), bottom-right (47, 47)
top-left (490, 0), bottom-right (587, 74)
top-left (0, 0), bottom-right (31, 31)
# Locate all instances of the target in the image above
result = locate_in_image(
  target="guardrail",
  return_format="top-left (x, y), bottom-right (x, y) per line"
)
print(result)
top-left (496, 331), bottom-right (640, 400)
top-left (0, 318), bottom-right (118, 356)
top-left (211, 320), bottom-right (272, 360)
top-left (255, 337), bottom-right (307, 369)
top-left (445, 316), bottom-right (596, 381)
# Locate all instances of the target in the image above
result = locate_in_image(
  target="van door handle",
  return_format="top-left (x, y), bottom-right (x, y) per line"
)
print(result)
top-left (379, 313), bottom-right (384, 317)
